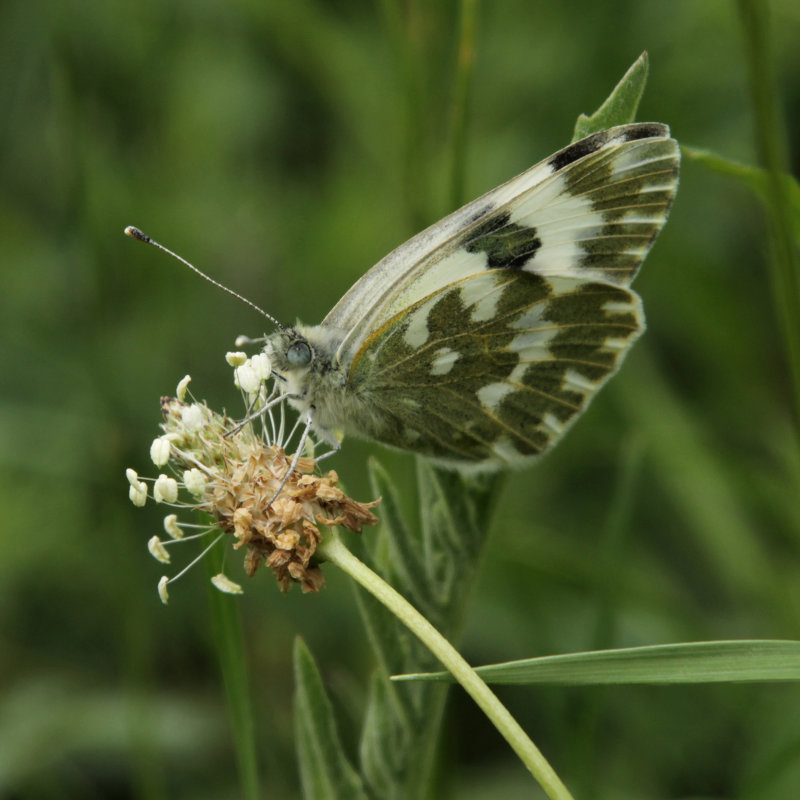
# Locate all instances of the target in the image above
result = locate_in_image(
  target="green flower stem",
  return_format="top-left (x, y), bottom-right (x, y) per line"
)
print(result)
top-left (736, 0), bottom-right (800, 442)
top-left (318, 531), bottom-right (575, 800)
top-left (448, 0), bottom-right (480, 209)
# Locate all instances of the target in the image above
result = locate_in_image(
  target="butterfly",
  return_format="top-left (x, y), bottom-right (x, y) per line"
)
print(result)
top-left (264, 122), bottom-right (679, 471)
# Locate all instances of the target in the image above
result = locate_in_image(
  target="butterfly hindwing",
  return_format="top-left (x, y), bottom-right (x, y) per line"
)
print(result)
top-left (347, 270), bottom-right (643, 467)
top-left (275, 123), bottom-right (678, 469)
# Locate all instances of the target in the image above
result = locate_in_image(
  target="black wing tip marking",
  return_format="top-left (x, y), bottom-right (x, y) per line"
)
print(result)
top-left (548, 122), bottom-right (672, 172)
top-left (622, 122), bottom-right (669, 141)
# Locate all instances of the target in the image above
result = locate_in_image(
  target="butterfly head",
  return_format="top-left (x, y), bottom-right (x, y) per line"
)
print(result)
top-left (265, 324), bottom-right (344, 401)
top-left (265, 328), bottom-right (314, 386)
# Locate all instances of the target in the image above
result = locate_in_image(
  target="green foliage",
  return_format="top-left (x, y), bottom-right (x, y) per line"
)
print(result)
top-left (395, 640), bottom-right (800, 685)
top-left (204, 538), bottom-right (261, 800)
top-left (3, 1), bottom-right (800, 798)
top-left (348, 459), bottom-right (501, 798)
top-left (572, 51), bottom-right (649, 141)
top-left (293, 638), bottom-right (369, 800)
top-left (683, 146), bottom-right (800, 243)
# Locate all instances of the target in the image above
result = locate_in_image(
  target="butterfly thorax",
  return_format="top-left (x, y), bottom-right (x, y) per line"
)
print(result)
top-left (265, 324), bottom-right (380, 446)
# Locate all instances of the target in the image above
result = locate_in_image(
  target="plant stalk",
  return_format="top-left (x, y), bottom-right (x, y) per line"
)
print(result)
top-left (318, 531), bottom-right (575, 800)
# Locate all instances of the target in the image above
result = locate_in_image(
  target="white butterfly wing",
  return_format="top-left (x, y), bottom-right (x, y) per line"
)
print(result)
top-left (324, 123), bottom-right (679, 367)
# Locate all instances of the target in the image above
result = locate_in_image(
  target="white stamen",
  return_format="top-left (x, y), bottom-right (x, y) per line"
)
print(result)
top-left (226, 351), bottom-right (248, 367)
top-left (168, 532), bottom-right (225, 583)
top-left (235, 364), bottom-right (260, 394)
top-left (148, 536), bottom-right (171, 564)
top-left (158, 576), bottom-right (170, 604)
top-left (250, 352), bottom-right (272, 381)
top-left (128, 480), bottom-right (148, 507)
top-left (150, 436), bottom-right (172, 467)
top-left (182, 405), bottom-right (204, 432)
top-left (154, 474), bottom-right (178, 503)
top-left (126, 468), bottom-right (148, 506)
top-left (211, 573), bottom-right (244, 595)
top-left (182, 468), bottom-right (207, 497)
top-left (176, 374), bottom-right (191, 400)
top-left (163, 514), bottom-right (183, 539)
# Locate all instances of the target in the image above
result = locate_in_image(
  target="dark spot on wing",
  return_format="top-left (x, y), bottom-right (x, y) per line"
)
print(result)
top-left (548, 130), bottom-right (609, 171)
top-left (464, 211), bottom-right (542, 270)
top-left (548, 124), bottom-right (669, 173)
top-left (466, 209), bottom-right (511, 238)
top-left (550, 127), bottom-right (677, 284)
top-left (622, 122), bottom-right (668, 142)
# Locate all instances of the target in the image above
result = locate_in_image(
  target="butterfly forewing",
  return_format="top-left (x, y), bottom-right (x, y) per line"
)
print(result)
top-left (327, 123), bottom-right (678, 368)
top-left (347, 270), bottom-right (643, 467)
top-left (284, 123), bottom-right (678, 469)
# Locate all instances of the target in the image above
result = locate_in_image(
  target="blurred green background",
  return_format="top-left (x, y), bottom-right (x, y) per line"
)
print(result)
top-left (2, 1), bottom-right (800, 798)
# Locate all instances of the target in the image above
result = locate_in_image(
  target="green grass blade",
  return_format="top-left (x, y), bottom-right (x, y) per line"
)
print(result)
top-left (619, 357), bottom-right (775, 600)
top-left (447, 0), bottom-right (480, 209)
top-left (736, 0), bottom-right (800, 445)
top-left (572, 51), bottom-right (649, 141)
top-left (393, 640), bottom-right (800, 685)
top-left (293, 638), bottom-right (369, 800)
top-left (204, 544), bottom-right (260, 800)
top-left (683, 146), bottom-right (800, 245)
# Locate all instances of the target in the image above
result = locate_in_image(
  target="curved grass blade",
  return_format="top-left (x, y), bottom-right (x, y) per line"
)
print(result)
top-left (204, 539), bottom-right (260, 800)
top-left (393, 640), bottom-right (800, 685)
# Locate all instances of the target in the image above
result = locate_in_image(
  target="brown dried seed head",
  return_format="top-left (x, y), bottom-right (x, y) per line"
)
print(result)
top-left (158, 396), bottom-right (380, 593)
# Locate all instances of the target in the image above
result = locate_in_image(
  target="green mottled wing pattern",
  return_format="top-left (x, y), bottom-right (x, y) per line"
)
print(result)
top-left (326, 123), bottom-right (679, 370)
top-left (347, 270), bottom-right (643, 467)
top-left (311, 123), bottom-right (679, 468)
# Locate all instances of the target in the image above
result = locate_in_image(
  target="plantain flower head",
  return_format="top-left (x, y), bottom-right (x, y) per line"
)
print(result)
top-left (126, 355), bottom-right (379, 601)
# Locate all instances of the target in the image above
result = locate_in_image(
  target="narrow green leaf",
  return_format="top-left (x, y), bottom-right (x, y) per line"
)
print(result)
top-left (422, 460), bottom-right (503, 560)
top-left (204, 542), bottom-right (260, 800)
top-left (736, 0), bottom-right (800, 448)
top-left (683, 145), bottom-right (800, 244)
top-left (393, 640), bottom-right (800, 685)
top-left (367, 457), bottom-right (436, 616)
top-left (359, 671), bottom-right (410, 797)
top-left (572, 51), bottom-right (649, 141)
top-left (293, 638), bottom-right (368, 800)
top-left (447, 0), bottom-right (480, 209)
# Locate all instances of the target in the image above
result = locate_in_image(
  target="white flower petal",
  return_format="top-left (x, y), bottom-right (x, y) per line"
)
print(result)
top-left (211, 573), bottom-right (244, 595)
top-left (148, 536), bottom-right (171, 564)
top-left (153, 474), bottom-right (178, 503)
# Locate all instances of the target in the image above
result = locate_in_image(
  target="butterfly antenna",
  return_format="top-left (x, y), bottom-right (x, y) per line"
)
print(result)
top-left (124, 226), bottom-right (283, 330)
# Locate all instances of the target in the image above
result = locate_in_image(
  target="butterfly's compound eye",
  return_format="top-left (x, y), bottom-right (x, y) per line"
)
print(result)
top-left (287, 340), bottom-right (312, 367)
